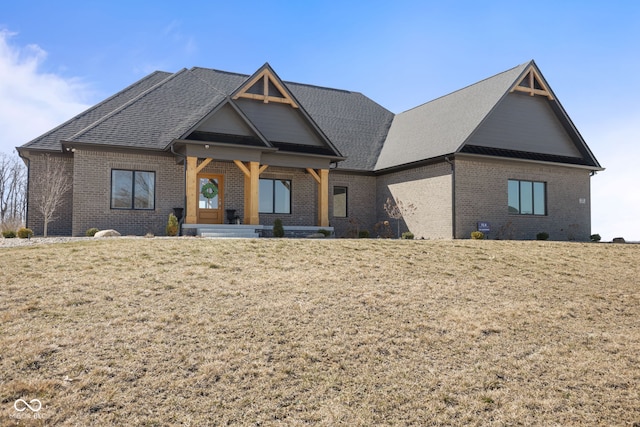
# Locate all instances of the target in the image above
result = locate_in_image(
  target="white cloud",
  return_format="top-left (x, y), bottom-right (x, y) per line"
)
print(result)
top-left (0, 30), bottom-right (91, 155)
top-left (586, 114), bottom-right (640, 242)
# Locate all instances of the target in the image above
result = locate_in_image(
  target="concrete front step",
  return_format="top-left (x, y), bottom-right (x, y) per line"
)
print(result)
top-left (187, 224), bottom-right (264, 239)
top-left (201, 232), bottom-right (260, 238)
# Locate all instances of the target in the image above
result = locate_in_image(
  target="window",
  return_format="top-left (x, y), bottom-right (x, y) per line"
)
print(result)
top-left (111, 170), bottom-right (155, 210)
top-left (508, 179), bottom-right (545, 215)
top-left (259, 179), bottom-right (291, 214)
top-left (333, 186), bottom-right (347, 217)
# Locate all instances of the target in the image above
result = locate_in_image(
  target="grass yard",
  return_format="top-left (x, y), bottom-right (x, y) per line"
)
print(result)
top-left (1, 238), bottom-right (639, 426)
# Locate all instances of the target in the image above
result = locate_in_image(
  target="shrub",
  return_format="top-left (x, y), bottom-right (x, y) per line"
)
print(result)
top-left (317, 229), bottom-right (331, 237)
top-left (358, 230), bottom-right (370, 239)
top-left (401, 231), bottom-right (414, 240)
top-left (85, 227), bottom-right (99, 237)
top-left (2, 230), bottom-right (16, 238)
top-left (590, 233), bottom-right (601, 242)
top-left (536, 232), bottom-right (549, 241)
top-left (17, 227), bottom-right (34, 239)
top-left (471, 231), bottom-right (484, 240)
top-left (166, 213), bottom-right (179, 236)
top-left (273, 219), bottom-right (285, 238)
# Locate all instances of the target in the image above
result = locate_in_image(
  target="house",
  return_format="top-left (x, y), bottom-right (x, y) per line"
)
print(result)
top-left (17, 60), bottom-right (602, 240)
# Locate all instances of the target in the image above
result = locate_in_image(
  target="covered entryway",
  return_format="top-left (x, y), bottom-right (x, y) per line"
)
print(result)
top-left (196, 173), bottom-right (224, 224)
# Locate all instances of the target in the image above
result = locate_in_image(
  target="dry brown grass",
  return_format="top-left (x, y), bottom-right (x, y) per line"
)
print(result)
top-left (1, 238), bottom-right (639, 426)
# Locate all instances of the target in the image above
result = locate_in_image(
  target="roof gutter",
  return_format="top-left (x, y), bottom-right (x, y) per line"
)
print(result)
top-left (445, 156), bottom-right (456, 239)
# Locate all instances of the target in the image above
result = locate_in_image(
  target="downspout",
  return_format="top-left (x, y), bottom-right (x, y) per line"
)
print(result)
top-left (445, 156), bottom-right (456, 239)
top-left (170, 143), bottom-right (187, 236)
top-left (17, 150), bottom-right (30, 231)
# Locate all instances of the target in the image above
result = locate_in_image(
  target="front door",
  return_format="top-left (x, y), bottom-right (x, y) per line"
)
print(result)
top-left (197, 174), bottom-right (224, 224)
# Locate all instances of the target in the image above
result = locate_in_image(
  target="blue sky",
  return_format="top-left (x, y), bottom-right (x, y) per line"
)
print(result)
top-left (1, 1), bottom-right (638, 240)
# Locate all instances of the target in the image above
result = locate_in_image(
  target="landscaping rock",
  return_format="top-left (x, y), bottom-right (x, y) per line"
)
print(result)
top-left (612, 237), bottom-right (626, 244)
top-left (94, 229), bottom-right (121, 238)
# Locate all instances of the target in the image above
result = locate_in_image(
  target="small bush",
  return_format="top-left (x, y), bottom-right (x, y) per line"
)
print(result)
top-left (273, 219), bottom-right (285, 238)
top-left (590, 233), bottom-right (601, 242)
top-left (166, 213), bottom-right (179, 236)
top-left (85, 227), bottom-right (99, 237)
top-left (17, 227), bottom-right (34, 239)
top-left (317, 229), bottom-right (331, 237)
top-left (2, 230), bottom-right (16, 238)
top-left (536, 232), bottom-right (549, 241)
top-left (358, 230), bottom-right (370, 239)
top-left (471, 231), bottom-right (484, 240)
top-left (401, 231), bottom-right (414, 240)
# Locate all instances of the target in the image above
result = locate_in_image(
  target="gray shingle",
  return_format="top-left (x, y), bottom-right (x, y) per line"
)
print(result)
top-left (20, 71), bottom-right (173, 151)
top-left (375, 62), bottom-right (530, 171)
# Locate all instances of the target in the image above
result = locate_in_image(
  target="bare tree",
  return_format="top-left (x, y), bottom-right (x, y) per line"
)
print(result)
top-left (384, 196), bottom-right (416, 238)
top-left (0, 153), bottom-right (27, 229)
top-left (32, 155), bottom-right (72, 237)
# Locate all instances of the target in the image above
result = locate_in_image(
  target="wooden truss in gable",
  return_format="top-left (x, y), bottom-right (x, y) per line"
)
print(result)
top-left (233, 69), bottom-right (299, 108)
top-left (511, 66), bottom-right (554, 100)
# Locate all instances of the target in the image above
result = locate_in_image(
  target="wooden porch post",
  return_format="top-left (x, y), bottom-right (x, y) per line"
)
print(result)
top-left (234, 160), bottom-right (267, 225)
top-left (318, 169), bottom-right (329, 227)
top-left (185, 157), bottom-right (198, 224)
top-left (249, 161), bottom-right (260, 225)
top-left (306, 168), bottom-right (330, 227)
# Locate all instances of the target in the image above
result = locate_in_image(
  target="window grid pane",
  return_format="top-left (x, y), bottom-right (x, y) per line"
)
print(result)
top-left (508, 179), bottom-right (546, 216)
top-left (259, 179), bottom-right (274, 213)
top-left (112, 170), bottom-right (133, 209)
top-left (333, 186), bottom-right (347, 217)
top-left (111, 169), bottom-right (155, 210)
top-left (134, 171), bottom-right (155, 210)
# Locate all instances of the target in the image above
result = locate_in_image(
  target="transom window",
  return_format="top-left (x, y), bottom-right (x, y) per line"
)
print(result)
top-left (333, 186), bottom-right (347, 217)
top-left (508, 179), bottom-right (546, 215)
top-left (259, 179), bottom-right (291, 214)
top-left (111, 170), bottom-right (155, 210)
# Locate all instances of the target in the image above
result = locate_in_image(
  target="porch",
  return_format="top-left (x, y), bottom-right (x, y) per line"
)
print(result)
top-left (178, 155), bottom-right (333, 237)
top-left (181, 223), bottom-right (334, 238)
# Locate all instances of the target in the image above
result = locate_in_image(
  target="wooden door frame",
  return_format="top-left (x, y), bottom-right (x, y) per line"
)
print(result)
top-left (196, 173), bottom-right (224, 224)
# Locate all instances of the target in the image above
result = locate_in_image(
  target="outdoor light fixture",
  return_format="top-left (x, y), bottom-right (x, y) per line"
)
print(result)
top-left (204, 144), bottom-right (210, 149)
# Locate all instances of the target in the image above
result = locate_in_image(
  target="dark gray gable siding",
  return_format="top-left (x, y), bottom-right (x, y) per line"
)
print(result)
top-left (20, 71), bottom-right (172, 151)
top-left (235, 98), bottom-right (326, 147)
top-left (465, 92), bottom-right (582, 158)
top-left (195, 103), bottom-right (256, 137)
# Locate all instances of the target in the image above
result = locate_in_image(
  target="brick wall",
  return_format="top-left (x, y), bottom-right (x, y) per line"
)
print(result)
top-left (376, 162), bottom-right (453, 239)
top-left (71, 149), bottom-right (184, 236)
top-left (25, 153), bottom-right (74, 236)
top-left (454, 156), bottom-right (592, 240)
top-left (329, 172), bottom-right (377, 237)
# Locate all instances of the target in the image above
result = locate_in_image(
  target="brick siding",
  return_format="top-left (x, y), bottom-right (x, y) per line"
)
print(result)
top-left (454, 156), bottom-right (592, 240)
top-left (25, 153), bottom-right (74, 236)
top-left (376, 162), bottom-right (453, 239)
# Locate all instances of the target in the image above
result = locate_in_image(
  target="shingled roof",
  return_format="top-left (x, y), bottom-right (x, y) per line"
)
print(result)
top-left (375, 61), bottom-right (601, 171)
top-left (19, 61), bottom-right (600, 172)
top-left (20, 66), bottom-right (394, 171)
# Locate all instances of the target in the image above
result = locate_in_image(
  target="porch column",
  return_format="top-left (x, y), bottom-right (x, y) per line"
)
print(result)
top-left (234, 160), bottom-right (268, 225)
top-left (306, 168), bottom-right (330, 227)
top-left (249, 161), bottom-right (260, 225)
top-left (185, 156), bottom-right (212, 224)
